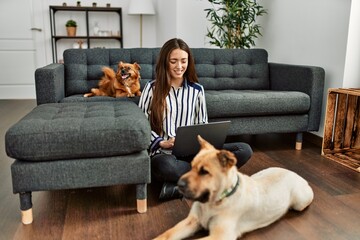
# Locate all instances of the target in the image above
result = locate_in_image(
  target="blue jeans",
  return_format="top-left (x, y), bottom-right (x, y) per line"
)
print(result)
top-left (151, 142), bottom-right (253, 182)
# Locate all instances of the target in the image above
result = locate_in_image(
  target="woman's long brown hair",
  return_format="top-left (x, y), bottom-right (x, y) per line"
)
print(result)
top-left (150, 38), bottom-right (199, 135)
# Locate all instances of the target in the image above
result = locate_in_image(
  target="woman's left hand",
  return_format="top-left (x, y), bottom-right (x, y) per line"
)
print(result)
top-left (159, 137), bottom-right (175, 149)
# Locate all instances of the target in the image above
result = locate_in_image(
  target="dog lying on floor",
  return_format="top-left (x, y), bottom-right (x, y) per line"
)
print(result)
top-left (84, 61), bottom-right (141, 98)
top-left (154, 136), bottom-right (314, 240)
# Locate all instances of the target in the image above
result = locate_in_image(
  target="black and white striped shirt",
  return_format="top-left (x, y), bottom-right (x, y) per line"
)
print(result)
top-left (138, 79), bottom-right (208, 154)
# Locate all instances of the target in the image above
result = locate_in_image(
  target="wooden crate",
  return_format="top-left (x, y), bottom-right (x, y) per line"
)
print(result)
top-left (322, 88), bottom-right (360, 172)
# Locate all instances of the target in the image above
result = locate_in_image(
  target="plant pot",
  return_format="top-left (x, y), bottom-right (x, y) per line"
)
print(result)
top-left (66, 27), bottom-right (77, 37)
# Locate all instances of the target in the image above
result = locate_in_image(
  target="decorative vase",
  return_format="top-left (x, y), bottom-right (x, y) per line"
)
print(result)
top-left (66, 27), bottom-right (77, 36)
top-left (93, 22), bottom-right (99, 36)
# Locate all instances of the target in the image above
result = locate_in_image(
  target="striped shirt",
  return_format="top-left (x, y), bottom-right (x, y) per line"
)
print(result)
top-left (138, 79), bottom-right (208, 155)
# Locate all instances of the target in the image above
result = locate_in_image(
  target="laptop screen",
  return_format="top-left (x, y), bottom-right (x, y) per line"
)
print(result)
top-left (171, 121), bottom-right (231, 158)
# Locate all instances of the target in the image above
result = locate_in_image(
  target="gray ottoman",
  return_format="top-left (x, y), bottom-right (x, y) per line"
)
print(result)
top-left (5, 101), bottom-right (151, 224)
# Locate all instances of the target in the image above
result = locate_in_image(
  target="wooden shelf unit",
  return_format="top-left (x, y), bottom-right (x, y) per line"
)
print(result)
top-left (49, 5), bottom-right (123, 63)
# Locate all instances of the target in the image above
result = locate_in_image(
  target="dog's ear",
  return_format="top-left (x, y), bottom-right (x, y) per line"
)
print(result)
top-left (133, 62), bottom-right (141, 71)
top-left (198, 135), bottom-right (215, 150)
top-left (217, 150), bottom-right (237, 169)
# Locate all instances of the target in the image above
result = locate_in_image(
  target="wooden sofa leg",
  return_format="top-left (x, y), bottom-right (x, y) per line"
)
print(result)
top-left (136, 183), bottom-right (147, 213)
top-left (19, 192), bottom-right (33, 224)
top-left (295, 132), bottom-right (303, 150)
top-left (21, 208), bottom-right (33, 225)
top-left (137, 199), bottom-right (147, 213)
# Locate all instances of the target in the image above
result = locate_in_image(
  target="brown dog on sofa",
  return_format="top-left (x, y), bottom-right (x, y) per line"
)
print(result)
top-left (84, 61), bottom-right (141, 98)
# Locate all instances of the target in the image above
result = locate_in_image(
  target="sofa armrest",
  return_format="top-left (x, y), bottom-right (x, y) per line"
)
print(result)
top-left (269, 62), bottom-right (325, 131)
top-left (35, 63), bottom-right (65, 105)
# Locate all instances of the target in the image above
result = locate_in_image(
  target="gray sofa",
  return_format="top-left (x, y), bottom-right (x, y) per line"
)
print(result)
top-left (6, 47), bottom-right (324, 224)
top-left (36, 48), bottom-right (324, 146)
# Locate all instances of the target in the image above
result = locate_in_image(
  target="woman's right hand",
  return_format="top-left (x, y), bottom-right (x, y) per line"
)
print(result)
top-left (159, 137), bottom-right (175, 149)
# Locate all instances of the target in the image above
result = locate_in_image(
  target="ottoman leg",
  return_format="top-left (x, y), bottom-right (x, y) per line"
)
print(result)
top-left (19, 192), bottom-right (33, 224)
top-left (136, 184), bottom-right (147, 213)
top-left (295, 132), bottom-right (303, 150)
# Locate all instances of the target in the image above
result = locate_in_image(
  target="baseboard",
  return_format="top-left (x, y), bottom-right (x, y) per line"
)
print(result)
top-left (0, 85), bottom-right (36, 99)
top-left (304, 132), bottom-right (323, 147)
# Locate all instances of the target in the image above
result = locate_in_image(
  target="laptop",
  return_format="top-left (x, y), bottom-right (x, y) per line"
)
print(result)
top-left (160, 121), bottom-right (231, 158)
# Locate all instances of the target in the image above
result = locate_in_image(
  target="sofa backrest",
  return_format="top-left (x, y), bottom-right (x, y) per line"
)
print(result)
top-left (63, 48), bottom-right (269, 96)
top-left (63, 48), bottom-right (159, 96)
top-left (192, 48), bottom-right (269, 90)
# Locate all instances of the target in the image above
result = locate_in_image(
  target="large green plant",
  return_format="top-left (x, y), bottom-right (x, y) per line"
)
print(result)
top-left (205, 0), bottom-right (267, 49)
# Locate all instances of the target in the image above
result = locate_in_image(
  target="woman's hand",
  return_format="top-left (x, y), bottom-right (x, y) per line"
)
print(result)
top-left (159, 137), bottom-right (175, 149)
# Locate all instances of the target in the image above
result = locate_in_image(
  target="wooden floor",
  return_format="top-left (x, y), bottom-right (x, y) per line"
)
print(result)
top-left (1, 100), bottom-right (359, 240)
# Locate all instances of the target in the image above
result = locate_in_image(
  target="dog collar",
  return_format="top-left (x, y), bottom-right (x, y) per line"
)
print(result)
top-left (217, 175), bottom-right (240, 202)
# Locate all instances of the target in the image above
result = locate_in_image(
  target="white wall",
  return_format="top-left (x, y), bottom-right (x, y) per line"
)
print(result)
top-left (255, 0), bottom-right (352, 136)
top-left (175, 0), bottom-right (212, 48)
top-left (343, 0), bottom-right (360, 88)
top-left (156, 0), bottom-right (177, 46)
top-left (155, 0), bottom-right (213, 47)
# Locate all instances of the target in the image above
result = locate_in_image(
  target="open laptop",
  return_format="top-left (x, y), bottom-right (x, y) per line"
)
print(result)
top-left (160, 121), bottom-right (231, 158)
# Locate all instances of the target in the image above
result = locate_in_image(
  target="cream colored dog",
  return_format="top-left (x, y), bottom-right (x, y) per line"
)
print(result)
top-left (154, 136), bottom-right (314, 240)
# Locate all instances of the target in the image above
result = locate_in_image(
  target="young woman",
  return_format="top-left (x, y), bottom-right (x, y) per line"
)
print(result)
top-left (138, 38), bottom-right (253, 200)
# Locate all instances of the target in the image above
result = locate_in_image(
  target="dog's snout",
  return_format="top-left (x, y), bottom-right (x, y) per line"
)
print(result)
top-left (177, 178), bottom-right (188, 191)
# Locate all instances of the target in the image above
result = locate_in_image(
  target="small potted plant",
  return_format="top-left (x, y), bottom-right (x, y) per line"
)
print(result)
top-left (66, 19), bottom-right (77, 36)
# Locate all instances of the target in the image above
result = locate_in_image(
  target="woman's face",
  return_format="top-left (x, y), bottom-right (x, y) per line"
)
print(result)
top-left (168, 48), bottom-right (188, 82)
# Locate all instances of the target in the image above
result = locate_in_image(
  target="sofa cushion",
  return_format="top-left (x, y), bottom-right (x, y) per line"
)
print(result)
top-left (192, 48), bottom-right (269, 90)
top-left (206, 90), bottom-right (310, 118)
top-left (5, 102), bottom-right (151, 161)
top-left (60, 94), bottom-right (140, 104)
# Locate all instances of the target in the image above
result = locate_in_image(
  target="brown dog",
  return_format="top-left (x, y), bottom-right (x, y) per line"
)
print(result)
top-left (84, 61), bottom-right (141, 98)
top-left (154, 136), bottom-right (314, 240)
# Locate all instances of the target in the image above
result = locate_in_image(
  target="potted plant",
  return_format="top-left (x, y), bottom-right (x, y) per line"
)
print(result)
top-left (66, 19), bottom-right (77, 36)
top-left (205, 0), bottom-right (267, 49)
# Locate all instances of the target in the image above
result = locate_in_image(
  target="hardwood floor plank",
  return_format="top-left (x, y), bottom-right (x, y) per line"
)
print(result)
top-left (244, 218), bottom-right (306, 240)
top-left (13, 191), bottom-right (68, 240)
top-left (336, 192), bottom-right (360, 214)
